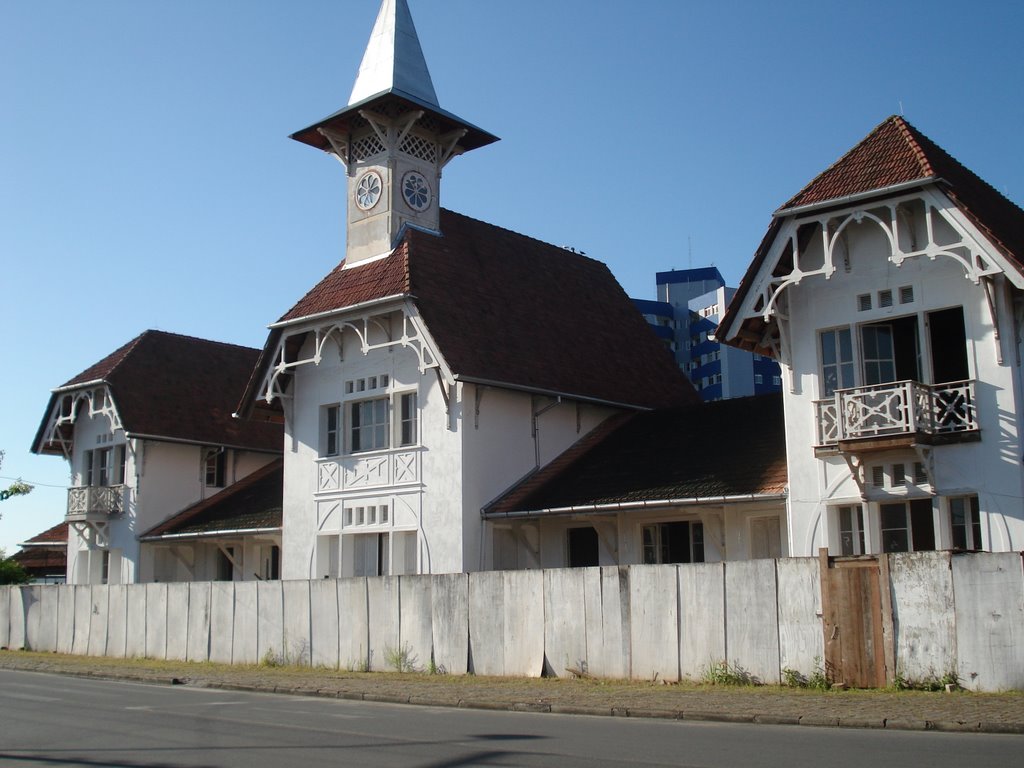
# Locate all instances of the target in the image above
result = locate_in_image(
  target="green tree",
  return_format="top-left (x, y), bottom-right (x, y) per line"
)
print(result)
top-left (0, 450), bottom-right (34, 505)
top-left (0, 549), bottom-right (30, 585)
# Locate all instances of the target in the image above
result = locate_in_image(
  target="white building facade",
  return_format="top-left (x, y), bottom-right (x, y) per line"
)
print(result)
top-left (240, 0), bottom-right (694, 579)
top-left (718, 116), bottom-right (1024, 558)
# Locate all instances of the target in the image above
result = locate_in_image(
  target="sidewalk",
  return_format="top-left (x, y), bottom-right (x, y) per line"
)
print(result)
top-left (2, 650), bottom-right (1022, 734)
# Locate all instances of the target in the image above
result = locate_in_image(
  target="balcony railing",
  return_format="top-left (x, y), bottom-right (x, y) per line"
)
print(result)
top-left (66, 485), bottom-right (126, 519)
top-left (815, 380), bottom-right (978, 447)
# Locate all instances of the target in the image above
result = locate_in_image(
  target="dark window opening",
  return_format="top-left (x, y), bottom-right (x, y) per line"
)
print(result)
top-left (567, 527), bottom-right (599, 568)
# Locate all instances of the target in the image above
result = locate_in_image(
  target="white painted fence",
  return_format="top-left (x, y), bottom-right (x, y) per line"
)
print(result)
top-left (2, 553), bottom-right (1022, 690)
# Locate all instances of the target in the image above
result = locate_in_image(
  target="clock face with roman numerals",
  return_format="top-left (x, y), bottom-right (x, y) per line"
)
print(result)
top-left (355, 170), bottom-right (383, 211)
top-left (401, 171), bottom-right (431, 212)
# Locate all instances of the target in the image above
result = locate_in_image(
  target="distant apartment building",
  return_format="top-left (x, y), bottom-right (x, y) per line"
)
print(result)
top-left (635, 267), bottom-right (782, 401)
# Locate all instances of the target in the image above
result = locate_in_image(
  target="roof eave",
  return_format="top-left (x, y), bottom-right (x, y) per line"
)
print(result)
top-left (775, 177), bottom-right (940, 219)
top-left (140, 526), bottom-right (282, 542)
top-left (483, 491), bottom-right (788, 520)
top-left (453, 374), bottom-right (656, 412)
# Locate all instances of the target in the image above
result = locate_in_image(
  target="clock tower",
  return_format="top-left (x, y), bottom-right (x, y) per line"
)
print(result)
top-left (291, 0), bottom-right (498, 266)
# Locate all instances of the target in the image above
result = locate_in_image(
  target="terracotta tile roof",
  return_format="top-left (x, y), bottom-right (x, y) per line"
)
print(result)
top-left (280, 242), bottom-right (411, 322)
top-left (141, 459), bottom-right (283, 539)
top-left (34, 331), bottom-right (282, 455)
top-left (719, 116), bottom-right (1024, 350)
top-left (484, 394), bottom-right (787, 516)
top-left (245, 210), bottom-right (696, 412)
top-left (19, 521), bottom-right (69, 546)
top-left (780, 116), bottom-right (1024, 266)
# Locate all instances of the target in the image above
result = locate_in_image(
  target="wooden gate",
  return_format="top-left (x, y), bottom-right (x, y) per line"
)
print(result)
top-left (818, 549), bottom-right (894, 688)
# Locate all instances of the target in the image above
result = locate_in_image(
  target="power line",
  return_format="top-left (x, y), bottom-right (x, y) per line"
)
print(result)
top-left (0, 475), bottom-right (67, 489)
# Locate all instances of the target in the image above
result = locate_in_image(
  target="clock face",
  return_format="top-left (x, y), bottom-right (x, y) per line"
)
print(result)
top-left (401, 171), bottom-right (432, 212)
top-left (355, 170), bottom-right (383, 211)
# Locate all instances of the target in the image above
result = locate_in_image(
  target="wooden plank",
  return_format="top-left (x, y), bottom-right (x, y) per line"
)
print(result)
top-left (877, 554), bottom-right (896, 686)
top-left (818, 549), bottom-right (838, 684)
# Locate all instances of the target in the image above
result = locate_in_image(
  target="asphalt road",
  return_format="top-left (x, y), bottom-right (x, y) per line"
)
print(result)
top-left (1, 669), bottom-right (1021, 768)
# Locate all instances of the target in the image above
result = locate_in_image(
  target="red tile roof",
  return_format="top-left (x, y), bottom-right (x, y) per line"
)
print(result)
top-left (484, 394), bottom-right (787, 516)
top-left (19, 521), bottom-right (69, 546)
top-left (720, 116), bottom-right (1024, 350)
top-left (33, 331), bottom-right (283, 455)
top-left (141, 458), bottom-right (283, 539)
top-left (244, 210), bottom-right (697, 413)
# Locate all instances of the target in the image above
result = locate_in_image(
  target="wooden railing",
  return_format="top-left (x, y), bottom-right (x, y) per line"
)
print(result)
top-left (815, 380), bottom-right (977, 446)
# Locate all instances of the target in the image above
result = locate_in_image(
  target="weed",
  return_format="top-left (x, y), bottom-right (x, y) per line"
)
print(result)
top-left (383, 642), bottom-right (419, 673)
top-left (701, 660), bottom-right (755, 686)
top-left (782, 657), bottom-right (831, 691)
top-left (892, 669), bottom-right (960, 692)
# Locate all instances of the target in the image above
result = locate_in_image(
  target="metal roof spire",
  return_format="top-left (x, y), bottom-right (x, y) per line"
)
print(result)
top-left (349, 0), bottom-right (439, 107)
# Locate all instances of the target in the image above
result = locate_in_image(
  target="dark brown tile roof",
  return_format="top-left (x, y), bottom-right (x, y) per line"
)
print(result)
top-left (141, 459), bottom-right (283, 539)
top-left (720, 116), bottom-right (1024, 350)
top-left (11, 547), bottom-right (66, 574)
top-left (484, 394), bottom-right (787, 516)
top-left (244, 210), bottom-right (696, 413)
top-left (19, 521), bottom-right (68, 546)
top-left (34, 331), bottom-right (283, 455)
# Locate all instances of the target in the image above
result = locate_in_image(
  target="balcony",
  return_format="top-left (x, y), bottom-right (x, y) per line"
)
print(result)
top-left (815, 380), bottom-right (979, 453)
top-left (66, 485), bottom-right (126, 521)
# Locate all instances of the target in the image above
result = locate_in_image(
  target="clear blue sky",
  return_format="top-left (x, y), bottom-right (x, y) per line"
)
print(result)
top-left (2, 0), bottom-right (1022, 553)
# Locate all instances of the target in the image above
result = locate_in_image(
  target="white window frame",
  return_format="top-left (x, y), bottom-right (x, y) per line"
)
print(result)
top-left (396, 391), bottom-right (418, 447)
top-left (819, 325), bottom-right (855, 397)
top-left (322, 404), bottom-right (341, 457)
top-left (349, 396), bottom-right (390, 453)
top-left (836, 504), bottom-right (865, 556)
top-left (948, 494), bottom-right (984, 551)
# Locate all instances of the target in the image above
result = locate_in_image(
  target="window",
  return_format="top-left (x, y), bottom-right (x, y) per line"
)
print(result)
top-left (100, 550), bottom-right (110, 585)
top-left (97, 448), bottom-right (112, 487)
top-left (641, 521), bottom-right (704, 564)
top-left (351, 397), bottom-right (389, 452)
top-left (216, 547), bottom-right (235, 581)
top-left (263, 545), bottom-right (281, 580)
top-left (115, 445), bottom-right (127, 485)
top-left (880, 499), bottom-right (935, 553)
top-left (754, 374), bottom-right (763, 385)
top-left (949, 495), bottom-right (983, 551)
top-left (84, 450), bottom-right (94, 486)
top-left (399, 392), bottom-right (417, 446)
top-left (838, 505), bottom-right (865, 556)
top-left (772, 375), bottom-right (781, 386)
top-left (567, 527), bottom-right (599, 568)
top-left (820, 328), bottom-right (854, 397)
top-left (324, 404), bottom-right (341, 456)
top-left (205, 449), bottom-right (226, 488)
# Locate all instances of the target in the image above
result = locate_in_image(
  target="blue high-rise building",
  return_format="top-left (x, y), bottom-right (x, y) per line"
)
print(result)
top-left (635, 267), bottom-right (782, 401)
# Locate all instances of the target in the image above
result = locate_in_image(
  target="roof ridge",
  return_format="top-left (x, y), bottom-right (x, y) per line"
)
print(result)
top-left (892, 115), bottom-right (934, 178)
top-left (137, 328), bottom-right (263, 354)
top-left (438, 208), bottom-right (606, 267)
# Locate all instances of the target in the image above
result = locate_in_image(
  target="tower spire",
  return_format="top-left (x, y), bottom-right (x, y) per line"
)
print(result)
top-left (349, 0), bottom-right (438, 107)
top-left (290, 0), bottom-right (497, 266)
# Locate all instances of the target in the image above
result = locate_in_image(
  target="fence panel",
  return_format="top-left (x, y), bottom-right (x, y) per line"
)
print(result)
top-left (309, 579), bottom-right (339, 668)
top-left (629, 565), bottom-right (679, 682)
top-left (398, 575), bottom-right (432, 674)
top-left (209, 581), bottom-right (235, 664)
top-left (125, 585), bottom-right (147, 658)
top-left (725, 559), bottom-right (780, 684)
top-left (186, 582), bottom-right (211, 663)
top-left (106, 585), bottom-right (128, 658)
top-left (543, 568), bottom-right (587, 677)
top-left (431, 572), bottom-right (468, 675)
top-left (952, 552), bottom-right (1024, 691)
top-left (889, 552), bottom-right (956, 683)
top-left (776, 558), bottom-right (822, 679)
top-left (679, 562), bottom-right (725, 680)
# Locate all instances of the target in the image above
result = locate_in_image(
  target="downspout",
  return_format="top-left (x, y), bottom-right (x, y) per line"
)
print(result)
top-left (531, 396), bottom-right (562, 467)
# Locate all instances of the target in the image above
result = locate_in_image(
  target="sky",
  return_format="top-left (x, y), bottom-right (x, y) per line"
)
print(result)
top-left (1, 0), bottom-right (1022, 554)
